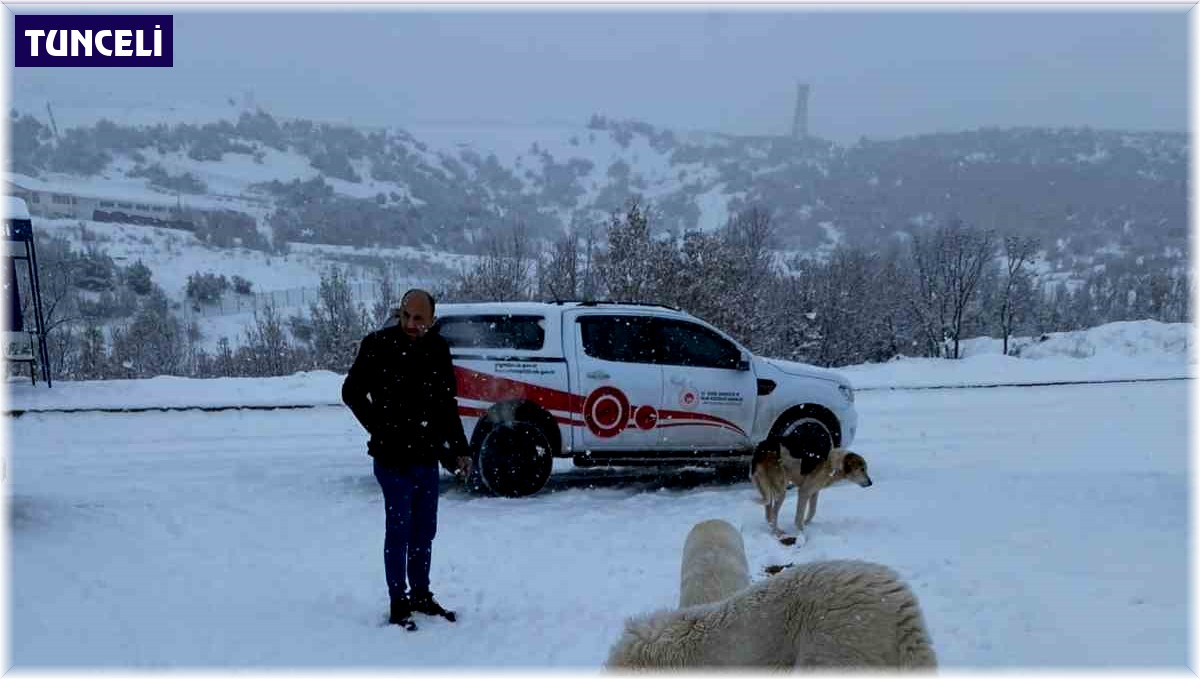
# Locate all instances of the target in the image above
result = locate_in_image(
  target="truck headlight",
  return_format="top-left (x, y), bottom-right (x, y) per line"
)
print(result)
top-left (838, 384), bottom-right (855, 404)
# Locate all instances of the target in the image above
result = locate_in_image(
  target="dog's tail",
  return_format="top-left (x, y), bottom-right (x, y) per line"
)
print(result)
top-left (749, 475), bottom-right (781, 506)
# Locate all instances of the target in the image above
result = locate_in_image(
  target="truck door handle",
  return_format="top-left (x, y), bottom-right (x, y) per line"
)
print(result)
top-left (587, 370), bottom-right (610, 380)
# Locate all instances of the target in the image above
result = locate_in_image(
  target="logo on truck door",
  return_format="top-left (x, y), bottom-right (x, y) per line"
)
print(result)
top-left (679, 389), bottom-right (699, 409)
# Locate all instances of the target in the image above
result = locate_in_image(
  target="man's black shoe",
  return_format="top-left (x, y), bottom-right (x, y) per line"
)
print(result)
top-left (388, 597), bottom-right (418, 631)
top-left (410, 592), bottom-right (457, 622)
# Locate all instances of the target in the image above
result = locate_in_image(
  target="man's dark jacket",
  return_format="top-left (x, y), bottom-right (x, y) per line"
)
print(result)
top-left (342, 325), bottom-right (470, 471)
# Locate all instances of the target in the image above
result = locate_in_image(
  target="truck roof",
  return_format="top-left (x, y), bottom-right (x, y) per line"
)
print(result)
top-left (437, 300), bottom-right (690, 318)
top-left (3, 197), bottom-right (31, 221)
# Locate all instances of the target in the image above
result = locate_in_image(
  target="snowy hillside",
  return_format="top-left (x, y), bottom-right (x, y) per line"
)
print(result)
top-left (31, 214), bottom-right (478, 351)
top-left (15, 99), bottom-right (725, 231)
top-left (10, 105), bottom-right (1188, 269)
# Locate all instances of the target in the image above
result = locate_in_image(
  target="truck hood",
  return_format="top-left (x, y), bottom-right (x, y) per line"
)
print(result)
top-left (755, 357), bottom-right (852, 388)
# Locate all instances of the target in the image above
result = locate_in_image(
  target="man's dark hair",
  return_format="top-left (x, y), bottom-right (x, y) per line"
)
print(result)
top-left (401, 288), bottom-right (436, 316)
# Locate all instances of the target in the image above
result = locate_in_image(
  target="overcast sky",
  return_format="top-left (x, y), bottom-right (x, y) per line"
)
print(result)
top-left (8, 5), bottom-right (1189, 143)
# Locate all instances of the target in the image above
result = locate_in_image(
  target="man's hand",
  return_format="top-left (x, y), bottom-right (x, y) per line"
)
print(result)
top-left (455, 456), bottom-right (472, 478)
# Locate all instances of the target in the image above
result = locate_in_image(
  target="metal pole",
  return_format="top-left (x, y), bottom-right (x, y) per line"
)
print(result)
top-left (26, 237), bottom-right (51, 387)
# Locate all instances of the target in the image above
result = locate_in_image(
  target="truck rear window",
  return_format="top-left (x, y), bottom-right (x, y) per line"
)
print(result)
top-left (438, 315), bottom-right (546, 351)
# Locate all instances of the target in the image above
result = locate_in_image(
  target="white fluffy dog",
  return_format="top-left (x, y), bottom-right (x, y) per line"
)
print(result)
top-left (607, 559), bottom-right (937, 670)
top-left (678, 519), bottom-right (751, 608)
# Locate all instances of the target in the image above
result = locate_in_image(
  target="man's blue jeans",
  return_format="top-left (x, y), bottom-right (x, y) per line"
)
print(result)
top-left (373, 459), bottom-right (440, 601)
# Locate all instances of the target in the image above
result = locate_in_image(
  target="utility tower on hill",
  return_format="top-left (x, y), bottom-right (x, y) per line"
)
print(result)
top-left (792, 82), bottom-right (810, 140)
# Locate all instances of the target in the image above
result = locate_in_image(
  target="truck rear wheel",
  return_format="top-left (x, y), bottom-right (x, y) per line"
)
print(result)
top-left (474, 420), bottom-right (553, 497)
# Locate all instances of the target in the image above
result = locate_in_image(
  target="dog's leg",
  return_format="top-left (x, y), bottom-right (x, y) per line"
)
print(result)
top-left (793, 491), bottom-right (809, 532)
top-left (769, 496), bottom-right (798, 545)
top-left (804, 491), bottom-right (819, 527)
top-left (768, 496), bottom-right (785, 534)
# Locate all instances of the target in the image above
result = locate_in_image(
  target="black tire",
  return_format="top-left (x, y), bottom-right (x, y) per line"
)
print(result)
top-left (772, 412), bottom-right (835, 460)
top-left (474, 420), bottom-right (553, 498)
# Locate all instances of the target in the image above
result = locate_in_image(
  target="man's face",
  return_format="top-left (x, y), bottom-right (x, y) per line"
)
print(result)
top-left (400, 294), bottom-right (434, 340)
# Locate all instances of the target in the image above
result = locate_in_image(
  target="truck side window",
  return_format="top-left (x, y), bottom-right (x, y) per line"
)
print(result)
top-left (579, 315), bottom-right (659, 364)
top-left (438, 315), bottom-right (546, 350)
top-left (654, 319), bottom-right (742, 370)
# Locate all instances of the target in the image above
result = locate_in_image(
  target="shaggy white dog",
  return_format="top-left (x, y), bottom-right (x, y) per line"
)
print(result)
top-left (608, 559), bottom-right (937, 670)
top-left (678, 519), bottom-right (751, 608)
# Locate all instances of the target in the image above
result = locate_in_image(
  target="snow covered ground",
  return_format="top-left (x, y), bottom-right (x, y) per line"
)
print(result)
top-left (3, 320), bottom-right (1193, 670)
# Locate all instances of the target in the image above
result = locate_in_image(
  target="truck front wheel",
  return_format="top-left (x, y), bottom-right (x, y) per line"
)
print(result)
top-left (771, 410), bottom-right (836, 460)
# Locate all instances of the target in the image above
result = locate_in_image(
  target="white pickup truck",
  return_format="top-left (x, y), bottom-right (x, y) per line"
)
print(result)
top-left (430, 301), bottom-right (858, 497)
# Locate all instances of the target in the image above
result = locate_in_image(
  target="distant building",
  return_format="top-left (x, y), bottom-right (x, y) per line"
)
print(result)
top-left (792, 82), bottom-right (810, 140)
top-left (5, 176), bottom-right (204, 230)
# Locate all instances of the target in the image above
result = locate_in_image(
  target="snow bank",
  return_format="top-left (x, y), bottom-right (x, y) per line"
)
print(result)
top-left (4, 320), bottom-right (1191, 412)
top-left (844, 320), bottom-right (1191, 390)
top-left (5, 371), bottom-right (346, 412)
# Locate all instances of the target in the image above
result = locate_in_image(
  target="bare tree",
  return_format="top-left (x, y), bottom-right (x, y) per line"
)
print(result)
top-left (74, 322), bottom-right (108, 380)
top-left (802, 245), bottom-right (912, 367)
top-left (577, 224), bottom-right (601, 301)
top-left (109, 288), bottom-right (186, 378)
top-left (667, 230), bottom-right (730, 322)
top-left (1129, 267), bottom-right (1191, 324)
top-left (871, 243), bottom-right (916, 361)
top-left (448, 223), bottom-right (535, 302)
top-left (243, 303), bottom-right (299, 377)
top-left (907, 219), bottom-right (996, 358)
top-left (906, 228), bottom-right (952, 357)
top-left (596, 199), bottom-right (679, 304)
top-left (998, 235), bottom-right (1040, 355)
top-left (753, 265), bottom-right (818, 363)
top-left (717, 207), bottom-right (777, 346)
top-left (1163, 268), bottom-right (1192, 323)
top-left (212, 337), bottom-right (238, 377)
top-left (537, 230), bottom-right (583, 302)
top-left (371, 264), bottom-right (402, 326)
top-left (943, 220), bottom-right (996, 359)
top-left (25, 233), bottom-right (82, 378)
top-left (182, 317), bottom-right (203, 377)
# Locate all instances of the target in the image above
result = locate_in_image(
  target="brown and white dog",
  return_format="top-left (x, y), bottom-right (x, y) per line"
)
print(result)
top-left (751, 439), bottom-right (873, 540)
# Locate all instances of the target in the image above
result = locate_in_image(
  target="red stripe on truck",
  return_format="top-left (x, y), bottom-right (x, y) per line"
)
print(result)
top-left (453, 365), bottom-right (744, 437)
top-left (454, 365), bottom-right (584, 414)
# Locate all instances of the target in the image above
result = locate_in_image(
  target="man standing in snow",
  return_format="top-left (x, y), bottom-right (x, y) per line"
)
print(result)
top-left (342, 288), bottom-right (472, 631)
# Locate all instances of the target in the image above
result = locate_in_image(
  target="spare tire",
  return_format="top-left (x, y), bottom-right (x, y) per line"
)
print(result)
top-left (476, 420), bottom-right (553, 497)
